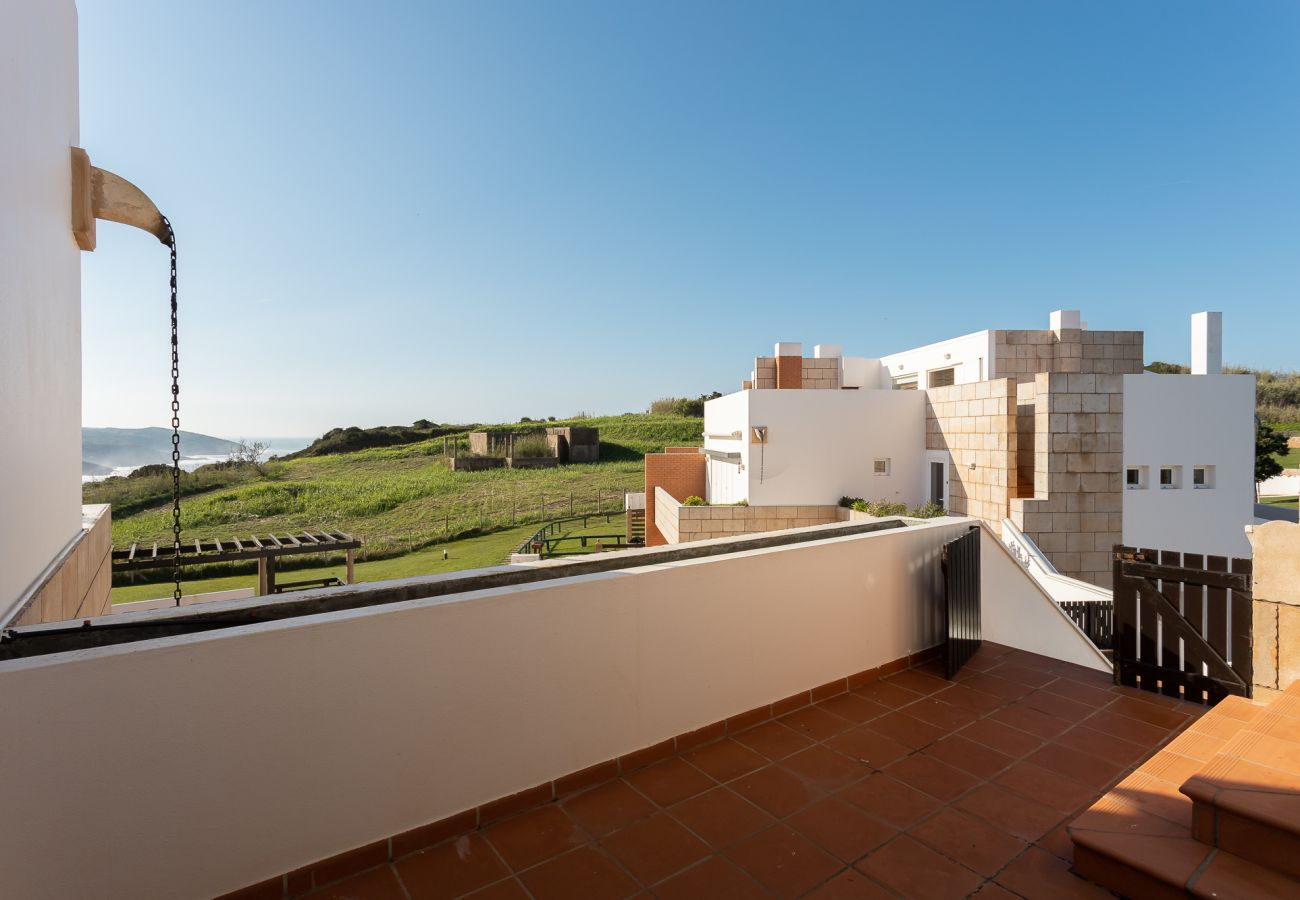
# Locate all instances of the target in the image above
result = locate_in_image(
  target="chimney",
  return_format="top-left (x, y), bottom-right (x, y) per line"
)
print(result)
top-left (775, 342), bottom-right (803, 389)
top-left (1049, 310), bottom-right (1081, 334)
top-left (1191, 311), bottom-right (1222, 374)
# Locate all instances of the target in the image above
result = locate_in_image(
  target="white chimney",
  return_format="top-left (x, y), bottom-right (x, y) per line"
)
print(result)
top-left (813, 344), bottom-right (842, 359)
top-left (1050, 310), bottom-right (1082, 333)
top-left (774, 341), bottom-right (802, 357)
top-left (1191, 311), bottom-right (1222, 374)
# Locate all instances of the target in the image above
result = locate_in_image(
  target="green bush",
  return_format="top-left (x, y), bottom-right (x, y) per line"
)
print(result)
top-left (839, 496), bottom-right (864, 509)
top-left (850, 499), bottom-right (908, 516)
top-left (683, 495), bottom-right (706, 506)
top-left (908, 502), bottom-right (946, 519)
top-left (511, 434), bottom-right (551, 458)
top-left (734, 499), bottom-right (748, 507)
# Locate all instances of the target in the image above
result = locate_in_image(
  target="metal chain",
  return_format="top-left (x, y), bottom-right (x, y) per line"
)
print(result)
top-left (163, 216), bottom-right (182, 606)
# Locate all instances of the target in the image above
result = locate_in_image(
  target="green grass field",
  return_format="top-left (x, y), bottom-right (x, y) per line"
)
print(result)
top-left (1261, 496), bottom-right (1298, 510)
top-left (1273, 446), bottom-right (1300, 469)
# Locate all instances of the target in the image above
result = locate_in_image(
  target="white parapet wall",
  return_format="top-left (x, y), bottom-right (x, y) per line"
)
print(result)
top-left (0, 519), bottom-right (972, 900)
top-left (1122, 373), bottom-right (1257, 558)
top-left (0, 1), bottom-right (84, 617)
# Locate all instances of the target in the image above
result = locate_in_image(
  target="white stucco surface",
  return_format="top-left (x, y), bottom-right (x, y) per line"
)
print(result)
top-left (1122, 373), bottom-right (1256, 558)
top-left (704, 389), bottom-right (927, 507)
top-left (0, 519), bottom-right (969, 900)
top-left (0, 1), bottom-right (84, 615)
top-left (879, 329), bottom-right (995, 386)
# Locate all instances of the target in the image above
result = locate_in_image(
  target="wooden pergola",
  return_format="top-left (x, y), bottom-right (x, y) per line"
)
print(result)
top-left (112, 530), bottom-right (362, 596)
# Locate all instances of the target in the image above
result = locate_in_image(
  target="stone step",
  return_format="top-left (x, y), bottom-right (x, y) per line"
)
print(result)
top-left (1070, 695), bottom-right (1300, 898)
top-left (1180, 683), bottom-right (1300, 879)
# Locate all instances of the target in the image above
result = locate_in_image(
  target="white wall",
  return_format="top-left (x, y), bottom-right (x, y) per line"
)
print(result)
top-left (1122, 374), bottom-right (1256, 558)
top-left (879, 330), bottom-right (995, 387)
top-left (703, 390), bottom-right (750, 504)
top-left (741, 389), bottom-right (926, 507)
top-left (0, 1), bottom-right (83, 615)
top-left (0, 519), bottom-right (968, 900)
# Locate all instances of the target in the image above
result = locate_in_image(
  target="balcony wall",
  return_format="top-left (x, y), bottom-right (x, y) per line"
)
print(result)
top-left (0, 518), bottom-right (970, 900)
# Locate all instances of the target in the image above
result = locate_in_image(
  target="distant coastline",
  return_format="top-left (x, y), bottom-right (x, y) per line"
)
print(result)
top-left (81, 429), bottom-right (313, 482)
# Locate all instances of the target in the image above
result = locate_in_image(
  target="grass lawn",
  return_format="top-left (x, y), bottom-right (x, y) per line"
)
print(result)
top-left (1260, 495), bottom-right (1298, 510)
top-left (1273, 447), bottom-right (1300, 469)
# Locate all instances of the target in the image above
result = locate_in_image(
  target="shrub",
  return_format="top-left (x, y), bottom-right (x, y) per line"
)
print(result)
top-left (683, 495), bottom-right (706, 506)
top-left (734, 499), bottom-right (748, 507)
top-left (839, 496), bottom-right (863, 509)
top-left (649, 392), bottom-right (723, 418)
top-left (511, 434), bottom-right (551, 458)
top-left (850, 499), bottom-right (908, 516)
top-left (908, 502), bottom-right (946, 519)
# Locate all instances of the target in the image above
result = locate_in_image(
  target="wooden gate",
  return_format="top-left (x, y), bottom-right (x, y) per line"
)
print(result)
top-left (1113, 546), bottom-right (1252, 705)
top-left (943, 526), bottom-right (982, 679)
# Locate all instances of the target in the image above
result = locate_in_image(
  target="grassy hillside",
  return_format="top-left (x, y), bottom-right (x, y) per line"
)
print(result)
top-left (87, 414), bottom-right (701, 586)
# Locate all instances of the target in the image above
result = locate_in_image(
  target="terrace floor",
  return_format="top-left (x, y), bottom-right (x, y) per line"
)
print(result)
top-left (293, 644), bottom-right (1204, 900)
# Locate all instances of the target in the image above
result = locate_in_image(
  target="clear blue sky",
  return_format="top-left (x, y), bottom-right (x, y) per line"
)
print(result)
top-left (79, 1), bottom-right (1299, 438)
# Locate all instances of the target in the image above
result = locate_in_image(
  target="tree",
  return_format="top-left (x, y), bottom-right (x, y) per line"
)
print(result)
top-left (1256, 421), bottom-right (1287, 499)
top-left (413, 419), bottom-right (434, 430)
top-left (228, 438), bottom-right (270, 475)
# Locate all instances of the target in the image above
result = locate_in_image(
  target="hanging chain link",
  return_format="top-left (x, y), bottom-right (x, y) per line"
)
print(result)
top-left (164, 216), bottom-right (182, 606)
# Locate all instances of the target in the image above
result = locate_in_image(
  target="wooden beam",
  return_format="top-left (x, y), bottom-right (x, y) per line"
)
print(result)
top-left (128, 542), bottom-right (138, 561)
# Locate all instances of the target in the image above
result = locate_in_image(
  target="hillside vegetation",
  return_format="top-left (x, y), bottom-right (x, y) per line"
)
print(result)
top-left (87, 414), bottom-right (702, 583)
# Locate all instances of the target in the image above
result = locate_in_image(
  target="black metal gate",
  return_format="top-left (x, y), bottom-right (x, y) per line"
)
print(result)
top-left (943, 526), bottom-right (982, 678)
top-left (1113, 546), bottom-right (1252, 705)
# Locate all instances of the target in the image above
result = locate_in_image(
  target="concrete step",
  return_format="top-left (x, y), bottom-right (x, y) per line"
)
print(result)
top-left (1180, 684), bottom-right (1300, 879)
top-left (1070, 695), bottom-right (1300, 897)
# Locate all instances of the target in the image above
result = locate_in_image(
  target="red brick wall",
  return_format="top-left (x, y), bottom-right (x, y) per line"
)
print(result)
top-left (644, 450), bottom-right (706, 547)
top-left (776, 356), bottom-right (803, 389)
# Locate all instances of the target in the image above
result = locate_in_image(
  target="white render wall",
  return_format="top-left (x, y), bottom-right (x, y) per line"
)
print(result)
top-left (879, 329), bottom-right (996, 387)
top-left (0, 520), bottom-right (969, 900)
top-left (1122, 373), bottom-right (1256, 559)
top-left (705, 389), bottom-right (927, 507)
top-left (0, 1), bottom-right (84, 614)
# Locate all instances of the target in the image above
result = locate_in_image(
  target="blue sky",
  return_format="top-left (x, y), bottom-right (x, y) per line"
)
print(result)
top-left (79, 1), bottom-right (1299, 438)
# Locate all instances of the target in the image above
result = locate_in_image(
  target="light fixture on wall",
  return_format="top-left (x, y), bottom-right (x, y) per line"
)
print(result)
top-left (944, 353), bottom-right (951, 360)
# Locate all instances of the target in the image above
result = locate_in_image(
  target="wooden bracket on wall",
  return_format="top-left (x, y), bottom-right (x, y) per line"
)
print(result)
top-left (71, 146), bottom-right (169, 251)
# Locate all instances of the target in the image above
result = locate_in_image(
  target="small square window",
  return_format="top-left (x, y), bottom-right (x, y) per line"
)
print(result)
top-left (1159, 466), bottom-right (1182, 489)
top-left (873, 458), bottom-right (891, 476)
top-left (927, 367), bottom-right (956, 388)
top-left (1193, 465), bottom-right (1215, 489)
top-left (1125, 466), bottom-right (1148, 490)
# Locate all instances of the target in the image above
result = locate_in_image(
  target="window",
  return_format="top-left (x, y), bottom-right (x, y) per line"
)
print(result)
top-left (927, 367), bottom-right (956, 388)
top-left (1193, 465), bottom-right (1215, 489)
top-left (1159, 466), bottom-right (1182, 490)
top-left (892, 374), bottom-right (918, 391)
top-left (1125, 466), bottom-right (1147, 490)
top-left (873, 458), bottom-right (891, 476)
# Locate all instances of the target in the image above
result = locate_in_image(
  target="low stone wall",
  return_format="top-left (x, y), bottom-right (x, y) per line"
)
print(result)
top-left (1249, 520), bottom-right (1300, 698)
top-left (506, 456), bottom-right (559, 470)
top-left (7, 504), bottom-right (112, 626)
top-left (676, 504), bottom-right (841, 541)
top-left (448, 456), bottom-right (506, 472)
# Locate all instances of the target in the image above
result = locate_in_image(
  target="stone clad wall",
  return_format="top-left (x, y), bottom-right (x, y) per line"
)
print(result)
top-left (10, 504), bottom-right (112, 626)
top-left (676, 505), bottom-right (841, 541)
top-left (800, 358), bottom-right (841, 390)
top-left (994, 328), bottom-right (1145, 381)
top-left (1249, 521), bottom-right (1300, 699)
top-left (925, 379), bottom-right (1018, 533)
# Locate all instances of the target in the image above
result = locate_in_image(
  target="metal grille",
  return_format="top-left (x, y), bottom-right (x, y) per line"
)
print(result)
top-left (943, 526), bottom-right (982, 678)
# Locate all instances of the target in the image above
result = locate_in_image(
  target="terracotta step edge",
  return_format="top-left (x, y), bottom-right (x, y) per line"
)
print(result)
top-left (1069, 825), bottom-right (1209, 886)
top-left (1186, 847), bottom-right (1300, 898)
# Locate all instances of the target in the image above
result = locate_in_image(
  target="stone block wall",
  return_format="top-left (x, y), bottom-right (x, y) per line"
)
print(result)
top-left (674, 504), bottom-right (841, 542)
top-left (754, 357), bottom-right (777, 390)
top-left (994, 328), bottom-right (1144, 381)
top-left (924, 379), bottom-right (1018, 533)
top-left (1249, 521), bottom-right (1300, 698)
top-left (1009, 372), bottom-right (1125, 588)
top-left (750, 355), bottom-right (840, 390)
top-left (800, 358), bottom-right (841, 390)
top-left (9, 504), bottom-right (112, 626)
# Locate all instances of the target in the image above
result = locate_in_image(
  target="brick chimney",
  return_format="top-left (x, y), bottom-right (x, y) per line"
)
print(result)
top-left (775, 342), bottom-right (803, 389)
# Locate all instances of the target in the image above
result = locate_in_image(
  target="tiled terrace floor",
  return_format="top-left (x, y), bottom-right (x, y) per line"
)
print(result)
top-left (302, 644), bottom-right (1205, 900)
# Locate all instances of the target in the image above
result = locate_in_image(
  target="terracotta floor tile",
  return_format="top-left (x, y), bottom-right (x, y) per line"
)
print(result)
top-left (882, 669), bottom-right (950, 696)
top-left (730, 764), bottom-right (821, 818)
top-left (563, 779), bottom-right (657, 837)
top-left (304, 865), bottom-right (406, 900)
top-left (996, 846), bottom-right (1124, 899)
top-left (732, 719), bottom-right (816, 761)
top-left (395, 833), bottom-right (510, 900)
top-left (516, 846), bottom-right (638, 900)
top-left (931, 682), bottom-right (1008, 717)
top-left (865, 711), bottom-right (948, 750)
top-left (989, 704), bottom-right (1073, 741)
top-left (923, 735), bottom-right (1014, 780)
top-left (1026, 742), bottom-right (1126, 791)
top-left (484, 805), bottom-right (585, 871)
top-left (780, 745), bottom-right (872, 792)
top-left (858, 835), bottom-right (984, 900)
top-left (970, 883), bottom-right (1020, 900)
top-left (623, 757), bottom-right (715, 808)
top-left (885, 753), bottom-right (980, 802)
top-left (816, 692), bottom-right (889, 724)
top-left (669, 787), bottom-right (776, 849)
top-left (600, 813), bottom-right (709, 885)
top-left (837, 774), bottom-right (943, 829)
top-left (1019, 689), bottom-right (1097, 724)
top-left (852, 679), bottom-right (924, 709)
top-left (803, 869), bottom-right (895, 899)
top-left (1107, 695), bottom-right (1192, 730)
top-left (683, 738), bottom-right (767, 783)
top-left (955, 784), bottom-right (1064, 842)
top-left (1190, 843), bottom-right (1300, 899)
top-left (905, 696), bottom-right (981, 731)
top-left (460, 879), bottom-right (530, 900)
top-left (824, 725), bottom-right (911, 770)
top-left (786, 795), bottom-right (897, 862)
top-left (1058, 724), bottom-right (1151, 769)
top-left (1039, 678), bottom-right (1116, 709)
top-left (908, 807), bottom-right (1026, 877)
top-left (958, 718), bottom-right (1044, 759)
top-left (725, 825), bottom-right (842, 899)
top-left (993, 761), bottom-right (1099, 815)
top-left (991, 663), bottom-right (1058, 689)
top-left (779, 705), bottom-right (854, 741)
top-left (960, 672), bottom-right (1034, 701)
top-left (1035, 823), bottom-right (1075, 863)
top-left (651, 856), bottom-right (770, 900)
